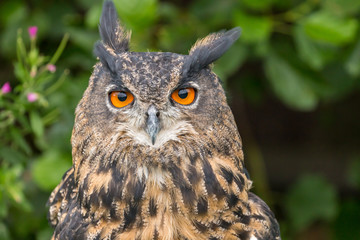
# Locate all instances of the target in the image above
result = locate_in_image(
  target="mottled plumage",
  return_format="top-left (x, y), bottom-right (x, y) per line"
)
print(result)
top-left (48, 1), bottom-right (281, 239)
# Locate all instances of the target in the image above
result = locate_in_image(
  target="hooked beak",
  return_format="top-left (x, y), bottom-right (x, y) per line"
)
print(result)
top-left (146, 105), bottom-right (160, 145)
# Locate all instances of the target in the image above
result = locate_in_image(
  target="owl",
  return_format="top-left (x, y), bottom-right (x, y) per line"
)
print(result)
top-left (47, 1), bottom-right (281, 239)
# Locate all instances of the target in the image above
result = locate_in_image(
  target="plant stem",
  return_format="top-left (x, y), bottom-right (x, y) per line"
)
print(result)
top-left (50, 33), bottom-right (70, 65)
top-left (45, 69), bottom-right (69, 95)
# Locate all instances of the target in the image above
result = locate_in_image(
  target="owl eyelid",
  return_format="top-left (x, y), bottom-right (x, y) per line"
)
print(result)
top-left (108, 85), bottom-right (129, 92)
top-left (108, 88), bottom-right (134, 96)
top-left (173, 82), bottom-right (198, 91)
top-left (176, 84), bottom-right (192, 89)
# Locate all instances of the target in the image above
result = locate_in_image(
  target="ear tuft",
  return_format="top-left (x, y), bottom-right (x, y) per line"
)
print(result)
top-left (94, 42), bottom-right (117, 73)
top-left (94, 0), bottom-right (131, 73)
top-left (98, 0), bottom-right (131, 53)
top-left (182, 27), bottom-right (241, 76)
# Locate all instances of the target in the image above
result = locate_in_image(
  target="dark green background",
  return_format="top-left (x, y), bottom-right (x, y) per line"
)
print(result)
top-left (0, 0), bottom-right (360, 239)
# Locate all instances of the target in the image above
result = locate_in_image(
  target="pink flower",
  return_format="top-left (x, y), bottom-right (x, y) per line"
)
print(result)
top-left (1, 82), bottom-right (11, 94)
top-left (28, 26), bottom-right (38, 39)
top-left (27, 92), bottom-right (38, 102)
top-left (47, 64), bottom-right (56, 73)
top-left (30, 69), bottom-right (37, 78)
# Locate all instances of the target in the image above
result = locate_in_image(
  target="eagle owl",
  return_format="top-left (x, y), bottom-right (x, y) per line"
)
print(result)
top-left (48, 1), bottom-right (281, 239)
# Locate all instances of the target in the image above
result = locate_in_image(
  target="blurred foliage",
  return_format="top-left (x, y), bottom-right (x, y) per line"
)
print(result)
top-left (0, 0), bottom-right (359, 239)
top-left (284, 174), bottom-right (338, 233)
top-left (0, 25), bottom-right (71, 240)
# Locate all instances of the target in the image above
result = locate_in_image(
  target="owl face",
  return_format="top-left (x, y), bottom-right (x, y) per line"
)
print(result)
top-left (81, 51), bottom-right (228, 149)
top-left (74, 1), bottom-right (241, 152)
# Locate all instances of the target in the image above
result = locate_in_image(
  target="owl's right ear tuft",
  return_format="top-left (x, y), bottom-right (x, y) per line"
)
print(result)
top-left (94, 42), bottom-right (118, 73)
top-left (94, 0), bottom-right (131, 73)
top-left (98, 0), bottom-right (131, 53)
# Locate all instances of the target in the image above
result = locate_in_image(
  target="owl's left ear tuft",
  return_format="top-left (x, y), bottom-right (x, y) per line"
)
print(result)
top-left (182, 27), bottom-right (241, 76)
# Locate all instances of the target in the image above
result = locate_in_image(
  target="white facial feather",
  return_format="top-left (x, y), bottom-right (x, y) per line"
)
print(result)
top-left (115, 105), bottom-right (197, 148)
top-left (116, 119), bottom-right (196, 148)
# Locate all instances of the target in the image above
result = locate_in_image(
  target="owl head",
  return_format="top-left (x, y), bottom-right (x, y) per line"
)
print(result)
top-left (72, 1), bottom-right (241, 166)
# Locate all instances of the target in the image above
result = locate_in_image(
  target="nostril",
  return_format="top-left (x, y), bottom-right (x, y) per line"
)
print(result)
top-left (146, 105), bottom-right (160, 118)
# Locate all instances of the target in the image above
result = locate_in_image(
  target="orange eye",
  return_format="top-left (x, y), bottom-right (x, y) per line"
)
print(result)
top-left (110, 91), bottom-right (134, 108)
top-left (171, 88), bottom-right (196, 105)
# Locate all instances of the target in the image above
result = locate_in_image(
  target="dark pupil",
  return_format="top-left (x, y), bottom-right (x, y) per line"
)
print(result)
top-left (178, 89), bottom-right (188, 99)
top-left (117, 92), bottom-right (127, 102)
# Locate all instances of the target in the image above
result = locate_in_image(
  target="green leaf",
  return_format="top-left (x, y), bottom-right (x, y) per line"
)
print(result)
top-left (285, 175), bottom-right (338, 232)
top-left (0, 148), bottom-right (27, 164)
top-left (10, 128), bottom-right (32, 155)
top-left (32, 150), bottom-right (72, 191)
top-left (303, 10), bottom-right (358, 46)
top-left (233, 11), bottom-right (272, 43)
top-left (13, 62), bottom-right (28, 83)
top-left (294, 24), bottom-right (340, 70)
top-left (294, 25), bottom-right (324, 70)
top-left (2, 164), bottom-right (31, 211)
top-left (265, 54), bottom-right (318, 111)
top-left (0, 110), bottom-right (14, 129)
top-left (345, 36), bottom-right (360, 77)
top-left (30, 111), bottom-right (44, 138)
top-left (6, 181), bottom-right (29, 210)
